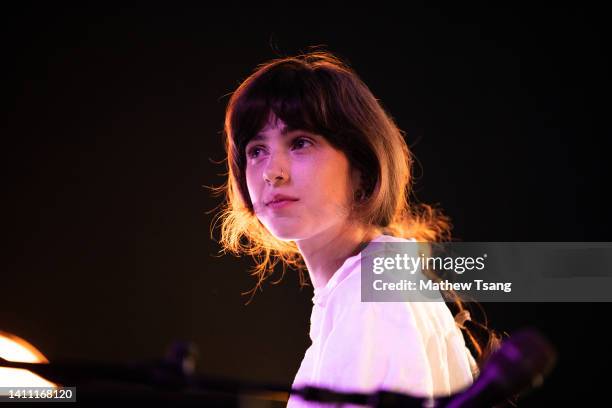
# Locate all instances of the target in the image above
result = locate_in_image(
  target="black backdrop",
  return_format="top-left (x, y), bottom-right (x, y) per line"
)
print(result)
top-left (3, 5), bottom-right (610, 406)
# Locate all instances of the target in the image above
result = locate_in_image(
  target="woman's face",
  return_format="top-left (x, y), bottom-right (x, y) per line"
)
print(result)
top-left (245, 114), bottom-right (360, 242)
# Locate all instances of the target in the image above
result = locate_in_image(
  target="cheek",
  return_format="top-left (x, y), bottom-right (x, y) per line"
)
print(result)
top-left (304, 157), bottom-right (352, 205)
top-left (245, 166), bottom-right (260, 201)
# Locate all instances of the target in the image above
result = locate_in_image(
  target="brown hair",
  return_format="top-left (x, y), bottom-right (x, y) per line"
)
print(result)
top-left (210, 49), bottom-right (502, 371)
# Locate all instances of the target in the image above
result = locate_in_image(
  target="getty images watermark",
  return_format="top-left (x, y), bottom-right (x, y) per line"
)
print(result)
top-left (360, 242), bottom-right (612, 302)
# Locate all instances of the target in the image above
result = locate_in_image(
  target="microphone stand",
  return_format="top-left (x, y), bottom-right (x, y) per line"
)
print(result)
top-left (0, 328), bottom-right (556, 407)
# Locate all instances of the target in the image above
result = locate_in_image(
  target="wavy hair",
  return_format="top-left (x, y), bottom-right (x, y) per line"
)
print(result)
top-left (210, 49), bottom-right (502, 371)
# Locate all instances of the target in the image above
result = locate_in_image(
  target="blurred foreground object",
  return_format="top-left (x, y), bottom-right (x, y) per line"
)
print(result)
top-left (0, 330), bottom-right (56, 392)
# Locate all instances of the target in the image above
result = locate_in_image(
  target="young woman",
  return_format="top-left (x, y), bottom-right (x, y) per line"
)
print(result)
top-left (213, 50), bottom-right (497, 406)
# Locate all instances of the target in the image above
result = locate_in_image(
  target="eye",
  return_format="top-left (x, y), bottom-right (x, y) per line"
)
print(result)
top-left (246, 136), bottom-right (312, 160)
top-left (292, 137), bottom-right (313, 150)
top-left (246, 145), bottom-right (264, 159)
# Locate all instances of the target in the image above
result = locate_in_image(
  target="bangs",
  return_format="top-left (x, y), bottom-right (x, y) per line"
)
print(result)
top-left (230, 63), bottom-right (335, 154)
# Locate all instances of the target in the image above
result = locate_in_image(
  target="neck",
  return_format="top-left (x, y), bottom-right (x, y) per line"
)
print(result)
top-left (296, 223), bottom-right (382, 291)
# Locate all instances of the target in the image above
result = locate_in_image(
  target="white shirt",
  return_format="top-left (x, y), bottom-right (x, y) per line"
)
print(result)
top-left (287, 234), bottom-right (478, 407)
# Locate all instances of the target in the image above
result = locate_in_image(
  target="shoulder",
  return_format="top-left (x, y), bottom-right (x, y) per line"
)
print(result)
top-left (326, 269), bottom-right (436, 327)
top-left (328, 265), bottom-right (458, 336)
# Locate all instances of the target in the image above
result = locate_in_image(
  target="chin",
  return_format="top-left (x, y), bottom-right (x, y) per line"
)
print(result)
top-left (268, 229), bottom-right (303, 242)
top-left (264, 221), bottom-right (305, 242)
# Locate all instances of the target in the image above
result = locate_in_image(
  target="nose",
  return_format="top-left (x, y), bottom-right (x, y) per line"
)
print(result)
top-left (263, 154), bottom-right (289, 186)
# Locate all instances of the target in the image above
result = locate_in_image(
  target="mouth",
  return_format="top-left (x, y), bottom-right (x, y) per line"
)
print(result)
top-left (266, 198), bottom-right (299, 209)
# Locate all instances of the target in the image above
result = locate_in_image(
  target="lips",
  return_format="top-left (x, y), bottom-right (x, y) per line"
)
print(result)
top-left (265, 194), bottom-right (299, 206)
top-left (267, 199), bottom-right (298, 209)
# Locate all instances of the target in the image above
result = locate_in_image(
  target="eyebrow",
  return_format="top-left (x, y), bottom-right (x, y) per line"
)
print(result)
top-left (249, 125), bottom-right (302, 142)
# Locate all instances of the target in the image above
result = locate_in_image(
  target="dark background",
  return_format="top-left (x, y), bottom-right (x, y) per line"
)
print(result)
top-left (2, 5), bottom-right (609, 406)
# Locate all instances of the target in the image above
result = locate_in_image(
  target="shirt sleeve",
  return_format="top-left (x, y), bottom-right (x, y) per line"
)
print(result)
top-left (311, 299), bottom-right (435, 399)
